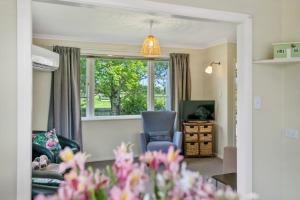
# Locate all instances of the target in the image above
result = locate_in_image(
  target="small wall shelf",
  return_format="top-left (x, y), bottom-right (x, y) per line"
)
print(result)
top-left (253, 58), bottom-right (300, 64)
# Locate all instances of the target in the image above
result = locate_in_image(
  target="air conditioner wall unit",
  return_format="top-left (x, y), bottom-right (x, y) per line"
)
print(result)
top-left (32, 45), bottom-right (60, 71)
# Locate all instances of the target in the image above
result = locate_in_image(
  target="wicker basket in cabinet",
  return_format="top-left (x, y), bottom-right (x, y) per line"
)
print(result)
top-left (182, 121), bottom-right (214, 157)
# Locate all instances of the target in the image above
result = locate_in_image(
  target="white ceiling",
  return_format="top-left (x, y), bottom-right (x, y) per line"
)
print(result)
top-left (32, 1), bottom-right (236, 49)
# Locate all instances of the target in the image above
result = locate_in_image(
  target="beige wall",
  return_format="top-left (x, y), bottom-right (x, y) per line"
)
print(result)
top-left (227, 43), bottom-right (237, 147)
top-left (82, 119), bottom-right (143, 161)
top-left (280, 0), bottom-right (300, 199)
top-left (201, 43), bottom-right (236, 158)
top-left (281, 65), bottom-right (300, 199)
top-left (0, 0), bottom-right (17, 198)
top-left (32, 70), bottom-right (51, 130)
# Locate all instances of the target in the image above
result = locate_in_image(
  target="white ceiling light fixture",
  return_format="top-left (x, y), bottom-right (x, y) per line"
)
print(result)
top-left (205, 61), bottom-right (221, 74)
top-left (141, 20), bottom-right (161, 57)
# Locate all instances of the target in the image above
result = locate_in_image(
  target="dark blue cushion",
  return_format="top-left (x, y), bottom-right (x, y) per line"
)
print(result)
top-left (148, 131), bottom-right (171, 142)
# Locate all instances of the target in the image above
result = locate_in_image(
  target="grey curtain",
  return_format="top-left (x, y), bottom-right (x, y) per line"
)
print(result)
top-left (169, 53), bottom-right (191, 129)
top-left (48, 46), bottom-right (82, 148)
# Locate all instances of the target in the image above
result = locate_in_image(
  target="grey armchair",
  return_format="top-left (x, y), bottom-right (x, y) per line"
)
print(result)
top-left (140, 111), bottom-right (183, 153)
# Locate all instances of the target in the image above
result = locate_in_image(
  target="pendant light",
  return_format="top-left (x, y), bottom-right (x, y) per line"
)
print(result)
top-left (141, 20), bottom-right (161, 57)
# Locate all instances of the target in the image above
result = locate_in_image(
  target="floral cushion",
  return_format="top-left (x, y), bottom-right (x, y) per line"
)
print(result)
top-left (32, 129), bottom-right (62, 152)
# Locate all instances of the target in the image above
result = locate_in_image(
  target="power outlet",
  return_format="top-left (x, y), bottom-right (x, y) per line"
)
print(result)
top-left (254, 96), bottom-right (262, 110)
top-left (284, 128), bottom-right (299, 139)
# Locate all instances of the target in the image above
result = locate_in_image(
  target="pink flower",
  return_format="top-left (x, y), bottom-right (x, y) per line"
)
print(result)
top-left (59, 148), bottom-right (89, 173)
top-left (58, 185), bottom-right (73, 200)
top-left (139, 151), bottom-right (164, 170)
top-left (94, 169), bottom-right (110, 189)
top-left (114, 143), bottom-right (134, 165)
top-left (34, 144), bottom-right (238, 200)
top-left (74, 151), bottom-right (89, 171)
top-left (46, 139), bottom-right (56, 148)
top-left (34, 194), bottom-right (58, 200)
top-left (45, 132), bottom-right (52, 138)
top-left (161, 146), bottom-right (183, 173)
top-left (109, 186), bottom-right (135, 200)
top-left (112, 143), bottom-right (137, 187)
top-left (113, 162), bottom-right (135, 188)
top-left (63, 170), bottom-right (79, 190)
top-left (32, 134), bottom-right (37, 139)
top-left (126, 164), bottom-right (148, 193)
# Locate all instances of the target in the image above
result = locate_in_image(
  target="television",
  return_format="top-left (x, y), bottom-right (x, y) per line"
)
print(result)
top-left (180, 100), bottom-right (215, 121)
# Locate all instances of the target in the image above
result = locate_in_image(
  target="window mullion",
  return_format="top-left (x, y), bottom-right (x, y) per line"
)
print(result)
top-left (166, 65), bottom-right (171, 111)
top-left (147, 60), bottom-right (155, 111)
top-left (86, 58), bottom-right (95, 117)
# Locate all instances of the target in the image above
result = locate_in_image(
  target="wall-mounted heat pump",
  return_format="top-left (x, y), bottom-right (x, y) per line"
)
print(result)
top-left (32, 45), bottom-right (59, 71)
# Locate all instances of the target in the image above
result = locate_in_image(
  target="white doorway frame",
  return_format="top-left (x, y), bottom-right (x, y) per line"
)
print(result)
top-left (17, 0), bottom-right (252, 199)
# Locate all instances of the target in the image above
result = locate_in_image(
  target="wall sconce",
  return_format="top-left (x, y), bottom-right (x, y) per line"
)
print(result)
top-left (205, 61), bottom-right (221, 74)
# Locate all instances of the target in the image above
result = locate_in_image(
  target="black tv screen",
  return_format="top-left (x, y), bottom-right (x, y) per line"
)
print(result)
top-left (181, 100), bottom-right (215, 121)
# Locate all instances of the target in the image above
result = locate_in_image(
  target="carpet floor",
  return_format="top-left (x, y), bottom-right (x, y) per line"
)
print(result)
top-left (88, 157), bottom-right (223, 177)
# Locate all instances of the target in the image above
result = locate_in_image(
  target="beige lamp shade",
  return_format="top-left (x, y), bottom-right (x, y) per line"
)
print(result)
top-left (205, 61), bottom-right (221, 74)
top-left (205, 65), bottom-right (213, 74)
top-left (141, 35), bottom-right (161, 57)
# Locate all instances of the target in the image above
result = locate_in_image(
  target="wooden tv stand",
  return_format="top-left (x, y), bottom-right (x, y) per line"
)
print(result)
top-left (182, 121), bottom-right (215, 157)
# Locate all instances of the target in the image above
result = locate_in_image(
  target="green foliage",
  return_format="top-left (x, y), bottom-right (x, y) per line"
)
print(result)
top-left (94, 58), bottom-right (147, 115)
top-left (121, 85), bottom-right (147, 115)
top-left (80, 57), bottom-right (169, 116)
top-left (154, 96), bottom-right (166, 111)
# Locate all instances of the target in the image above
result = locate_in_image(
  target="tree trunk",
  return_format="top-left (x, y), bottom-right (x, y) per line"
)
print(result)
top-left (110, 89), bottom-right (121, 115)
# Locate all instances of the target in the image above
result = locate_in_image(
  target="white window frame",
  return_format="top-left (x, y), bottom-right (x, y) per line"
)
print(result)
top-left (81, 57), bottom-right (170, 120)
top-left (86, 58), bottom-right (95, 117)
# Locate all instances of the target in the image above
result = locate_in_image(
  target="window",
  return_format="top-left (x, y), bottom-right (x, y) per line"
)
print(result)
top-left (80, 56), bottom-right (170, 118)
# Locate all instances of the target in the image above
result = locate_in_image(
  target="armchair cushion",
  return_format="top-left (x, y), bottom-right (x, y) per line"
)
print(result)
top-left (32, 129), bottom-right (62, 152)
top-left (148, 131), bottom-right (171, 142)
top-left (147, 141), bottom-right (175, 152)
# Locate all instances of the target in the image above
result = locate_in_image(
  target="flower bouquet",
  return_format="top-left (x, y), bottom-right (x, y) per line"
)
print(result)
top-left (35, 143), bottom-right (238, 200)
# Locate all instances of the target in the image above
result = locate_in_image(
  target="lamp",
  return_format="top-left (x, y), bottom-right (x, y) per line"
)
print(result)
top-left (205, 61), bottom-right (221, 74)
top-left (141, 20), bottom-right (161, 57)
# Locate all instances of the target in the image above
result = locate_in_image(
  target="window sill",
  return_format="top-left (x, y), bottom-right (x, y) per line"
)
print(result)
top-left (81, 115), bottom-right (141, 121)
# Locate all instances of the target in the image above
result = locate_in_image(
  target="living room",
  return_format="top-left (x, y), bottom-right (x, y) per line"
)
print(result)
top-left (30, 0), bottom-right (239, 197)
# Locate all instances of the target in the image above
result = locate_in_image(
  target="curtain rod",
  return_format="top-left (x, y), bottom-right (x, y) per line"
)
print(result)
top-left (45, 45), bottom-right (170, 60)
top-left (82, 54), bottom-right (169, 61)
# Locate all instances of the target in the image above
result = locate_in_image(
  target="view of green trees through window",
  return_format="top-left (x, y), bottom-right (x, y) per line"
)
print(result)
top-left (80, 57), bottom-right (169, 117)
